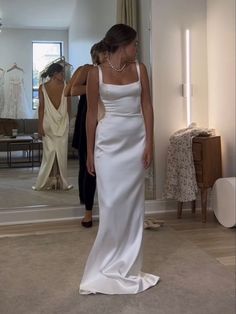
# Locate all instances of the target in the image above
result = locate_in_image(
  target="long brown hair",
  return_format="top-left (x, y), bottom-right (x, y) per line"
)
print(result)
top-left (41, 63), bottom-right (63, 79)
top-left (102, 24), bottom-right (137, 53)
top-left (90, 41), bottom-right (107, 65)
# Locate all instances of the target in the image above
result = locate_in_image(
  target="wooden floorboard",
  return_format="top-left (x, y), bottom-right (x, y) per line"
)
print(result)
top-left (0, 210), bottom-right (235, 271)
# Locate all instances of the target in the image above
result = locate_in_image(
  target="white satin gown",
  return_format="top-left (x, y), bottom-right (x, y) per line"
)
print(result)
top-left (79, 62), bottom-right (159, 295)
top-left (33, 84), bottom-right (72, 190)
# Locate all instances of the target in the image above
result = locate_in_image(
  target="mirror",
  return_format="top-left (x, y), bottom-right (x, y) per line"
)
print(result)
top-left (0, 0), bottom-right (155, 214)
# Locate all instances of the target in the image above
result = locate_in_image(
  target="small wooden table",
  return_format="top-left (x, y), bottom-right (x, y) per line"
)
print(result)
top-left (178, 136), bottom-right (222, 222)
top-left (0, 135), bottom-right (42, 167)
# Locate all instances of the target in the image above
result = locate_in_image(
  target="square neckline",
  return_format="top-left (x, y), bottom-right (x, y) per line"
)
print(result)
top-left (98, 62), bottom-right (141, 87)
top-left (101, 80), bottom-right (140, 87)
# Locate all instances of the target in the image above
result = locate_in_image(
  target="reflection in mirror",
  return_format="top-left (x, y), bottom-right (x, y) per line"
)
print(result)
top-left (0, 0), bottom-right (155, 216)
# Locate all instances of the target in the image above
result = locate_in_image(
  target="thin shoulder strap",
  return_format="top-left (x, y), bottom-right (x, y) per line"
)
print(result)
top-left (97, 65), bottom-right (103, 85)
top-left (42, 84), bottom-right (49, 101)
top-left (135, 60), bottom-right (141, 81)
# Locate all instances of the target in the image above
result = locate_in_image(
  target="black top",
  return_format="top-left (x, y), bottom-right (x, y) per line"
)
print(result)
top-left (72, 94), bottom-right (87, 156)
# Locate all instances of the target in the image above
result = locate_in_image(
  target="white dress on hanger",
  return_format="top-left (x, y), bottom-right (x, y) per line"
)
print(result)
top-left (79, 62), bottom-right (159, 295)
top-left (1, 68), bottom-right (31, 119)
top-left (0, 70), bottom-right (4, 117)
top-left (33, 84), bottom-right (72, 190)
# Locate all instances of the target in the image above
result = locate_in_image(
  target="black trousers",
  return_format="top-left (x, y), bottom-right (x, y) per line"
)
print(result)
top-left (72, 95), bottom-right (96, 211)
top-left (78, 150), bottom-right (96, 211)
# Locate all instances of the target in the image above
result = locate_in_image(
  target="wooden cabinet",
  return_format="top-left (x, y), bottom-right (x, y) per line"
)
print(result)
top-left (178, 136), bottom-right (222, 222)
top-left (192, 136), bottom-right (222, 187)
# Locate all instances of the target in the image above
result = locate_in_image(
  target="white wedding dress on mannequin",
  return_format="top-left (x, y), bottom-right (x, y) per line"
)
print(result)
top-left (79, 62), bottom-right (159, 295)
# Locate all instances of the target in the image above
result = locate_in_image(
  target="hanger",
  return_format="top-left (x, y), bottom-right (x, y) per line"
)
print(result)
top-left (40, 56), bottom-right (73, 79)
top-left (54, 56), bottom-right (73, 67)
top-left (63, 60), bottom-right (73, 67)
top-left (43, 56), bottom-right (73, 71)
top-left (7, 63), bottom-right (24, 72)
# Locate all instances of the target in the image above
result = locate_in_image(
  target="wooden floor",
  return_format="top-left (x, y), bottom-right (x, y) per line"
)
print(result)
top-left (152, 211), bottom-right (236, 273)
top-left (0, 210), bottom-right (235, 272)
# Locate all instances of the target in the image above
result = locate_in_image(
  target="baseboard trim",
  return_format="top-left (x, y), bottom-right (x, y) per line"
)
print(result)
top-left (0, 199), bottom-right (202, 226)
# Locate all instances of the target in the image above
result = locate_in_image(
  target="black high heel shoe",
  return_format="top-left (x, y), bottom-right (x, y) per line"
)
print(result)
top-left (81, 219), bottom-right (93, 228)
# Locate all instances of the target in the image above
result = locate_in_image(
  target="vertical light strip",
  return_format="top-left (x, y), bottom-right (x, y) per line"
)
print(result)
top-left (185, 29), bottom-right (191, 126)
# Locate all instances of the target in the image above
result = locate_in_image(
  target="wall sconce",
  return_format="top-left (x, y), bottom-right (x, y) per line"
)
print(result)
top-left (182, 29), bottom-right (193, 126)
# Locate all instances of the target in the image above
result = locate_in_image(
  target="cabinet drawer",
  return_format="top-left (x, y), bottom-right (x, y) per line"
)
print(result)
top-left (192, 143), bottom-right (202, 161)
top-left (194, 163), bottom-right (203, 183)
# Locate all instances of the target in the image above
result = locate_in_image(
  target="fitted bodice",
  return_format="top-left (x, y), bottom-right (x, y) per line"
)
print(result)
top-left (98, 62), bottom-right (142, 115)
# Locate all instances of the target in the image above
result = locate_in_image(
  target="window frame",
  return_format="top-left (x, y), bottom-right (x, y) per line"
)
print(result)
top-left (32, 41), bottom-right (63, 110)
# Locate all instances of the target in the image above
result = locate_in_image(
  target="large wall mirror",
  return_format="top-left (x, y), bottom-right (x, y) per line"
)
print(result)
top-left (0, 0), bottom-right (155, 217)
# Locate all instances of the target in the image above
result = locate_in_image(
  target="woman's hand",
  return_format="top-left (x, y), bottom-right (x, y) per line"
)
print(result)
top-left (87, 153), bottom-right (96, 176)
top-left (142, 146), bottom-right (153, 169)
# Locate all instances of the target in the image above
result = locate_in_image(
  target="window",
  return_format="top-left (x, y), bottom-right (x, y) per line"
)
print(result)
top-left (32, 42), bottom-right (62, 110)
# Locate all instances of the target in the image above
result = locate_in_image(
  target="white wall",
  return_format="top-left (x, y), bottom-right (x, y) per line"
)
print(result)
top-left (151, 0), bottom-right (208, 198)
top-left (69, 0), bottom-right (151, 72)
top-left (68, 0), bottom-right (116, 116)
top-left (68, 0), bottom-right (116, 69)
top-left (207, 0), bottom-right (236, 177)
top-left (0, 28), bottom-right (68, 118)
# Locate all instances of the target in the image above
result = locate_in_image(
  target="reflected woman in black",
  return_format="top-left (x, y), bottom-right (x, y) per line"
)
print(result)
top-left (65, 42), bottom-right (106, 227)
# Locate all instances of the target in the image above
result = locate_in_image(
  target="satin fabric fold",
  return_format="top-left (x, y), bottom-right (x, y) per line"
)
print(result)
top-left (33, 84), bottom-right (71, 190)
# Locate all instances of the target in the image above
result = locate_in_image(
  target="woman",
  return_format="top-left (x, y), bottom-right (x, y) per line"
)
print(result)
top-left (65, 42), bottom-right (106, 228)
top-left (79, 24), bottom-right (159, 295)
top-left (33, 63), bottom-right (72, 190)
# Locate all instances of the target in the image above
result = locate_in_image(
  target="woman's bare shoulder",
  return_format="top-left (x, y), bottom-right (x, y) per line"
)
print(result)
top-left (83, 64), bottom-right (94, 71)
top-left (79, 64), bottom-right (94, 77)
top-left (88, 66), bottom-right (99, 77)
top-left (139, 62), bottom-right (147, 70)
top-left (83, 63), bottom-right (93, 68)
top-left (139, 63), bottom-right (148, 78)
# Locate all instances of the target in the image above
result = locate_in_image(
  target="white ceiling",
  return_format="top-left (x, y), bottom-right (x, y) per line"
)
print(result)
top-left (0, 0), bottom-right (77, 30)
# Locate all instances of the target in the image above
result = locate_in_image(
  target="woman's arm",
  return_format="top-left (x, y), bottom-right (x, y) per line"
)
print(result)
top-left (38, 85), bottom-right (45, 137)
top-left (71, 64), bottom-right (93, 96)
top-left (64, 66), bottom-right (82, 97)
top-left (86, 67), bottom-right (99, 176)
top-left (140, 63), bottom-right (154, 169)
top-left (67, 96), bottom-right (71, 118)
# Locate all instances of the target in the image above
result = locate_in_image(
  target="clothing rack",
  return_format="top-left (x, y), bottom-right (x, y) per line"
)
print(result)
top-left (43, 56), bottom-right (73, 71)
top-left (40, 56), bottom-right (73, 82)
top-left (7, 63), bottom-right (24, 72)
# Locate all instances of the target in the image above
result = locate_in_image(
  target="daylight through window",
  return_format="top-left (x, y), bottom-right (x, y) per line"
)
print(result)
top-left (32, 42), bottom-right (62, 109)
